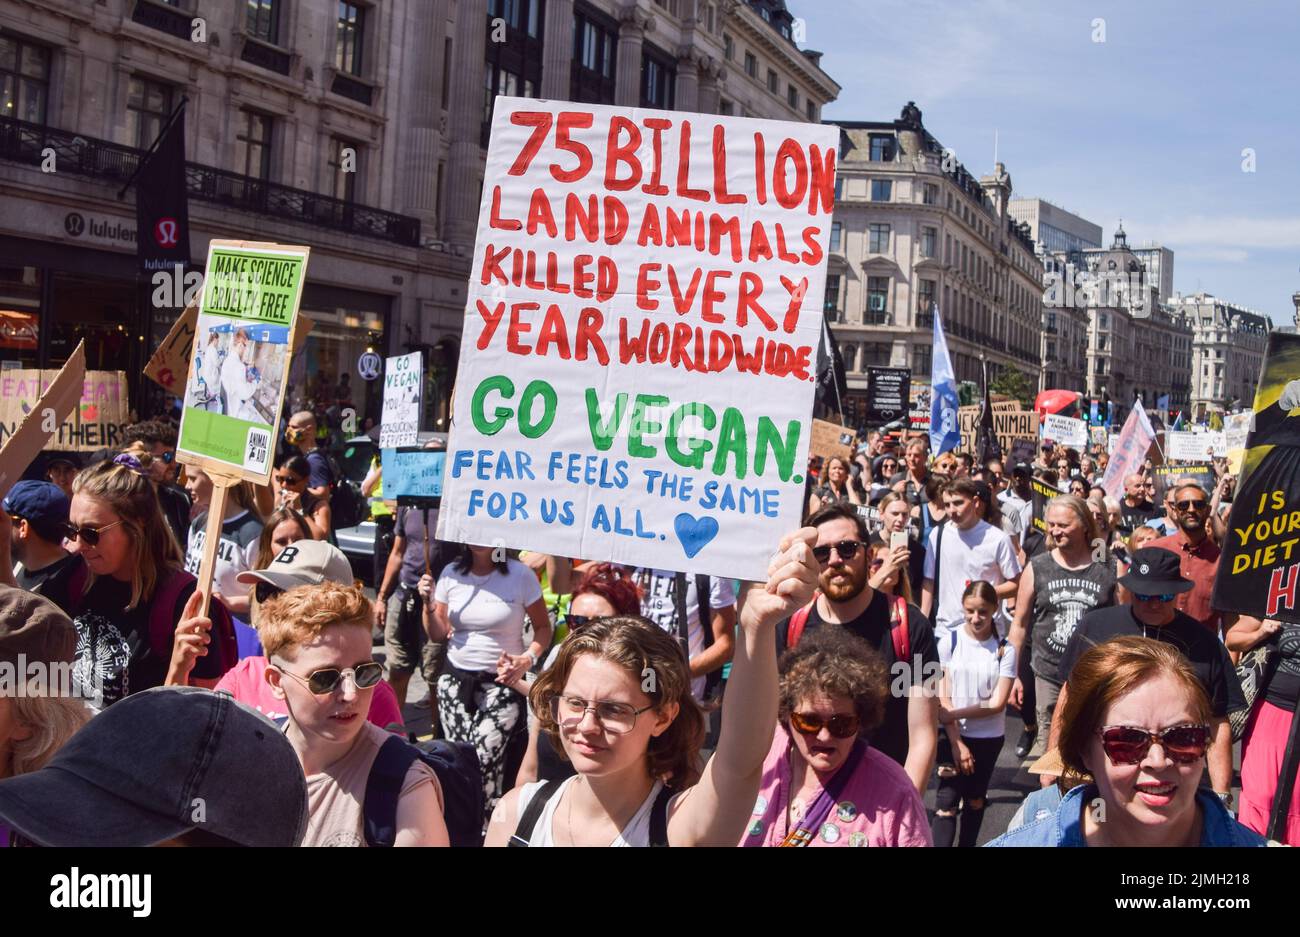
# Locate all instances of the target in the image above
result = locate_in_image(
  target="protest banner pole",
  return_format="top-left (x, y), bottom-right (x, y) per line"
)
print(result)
top-left (187, 463), bottom-right (241, 618)
top-left (423, 509), bottom-right (431, 578)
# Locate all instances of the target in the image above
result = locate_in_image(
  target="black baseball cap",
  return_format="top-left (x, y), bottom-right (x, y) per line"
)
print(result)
top-left (0, 686), bottom-right (309, 846)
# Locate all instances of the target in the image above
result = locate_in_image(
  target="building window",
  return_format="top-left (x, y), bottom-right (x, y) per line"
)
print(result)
top-left (868, 134), bottom-right (895, 162)
top-left (485, 63), bottom-right (537, 131)
top-left (834, 177), bottom-right (843, 199)
top-left (923, 182), bottom-right (938, 205)
top-left (871, 179), bottom-right (892, 202)
top-left (575, 13), bottom-right (616, 79)
top-left (489, 0), bottom-right (542, 36)
top-left (336, 2), bottom-right (365, 75)
top-left (126, 75), bottom-right (175, 149)
top-left (824, 274), bottom-right (841, 316)
top-left (329, 136), bottom-right (360, 202)
top-left (862, 342), bottom-right (892, 366)
top-left (246, 0), bottom-right (279, 44)
top-left (830, 222), bottom-right (842, 252)
top-left (0, 35), bottom-right (51, 125)
top-left (920, 226), bottom-right (936, 259)
top-left (913, 344), bottom-right (931, 374)
top-left (235, 110), bottom-right (273, 180)
top-left (918, 279), bottom-right (936, 315)
top-left (441, 37), bottom-right (452, 108)
top-left (641, 45), bottom-right (676, 109)
top-left (723, 33), bottom-right (733, 60)
top-left (806, 100), bottom-right (816, 121)
top-left (867, 277), bottom-right (890, 319)
top-left (719, 99), bottom-right (733, 115)
top-left (767, 69), bottom-right (778, 93)
top-left (787, 84), bottom-right (798, 108)
top-left (744, 51), bottom-right (756, 78)
top-left (869, 223), bottom-right (890, 254)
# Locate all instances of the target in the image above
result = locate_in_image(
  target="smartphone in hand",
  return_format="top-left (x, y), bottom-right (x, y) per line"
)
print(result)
top-left (890, 530), bottom-right (908, 551)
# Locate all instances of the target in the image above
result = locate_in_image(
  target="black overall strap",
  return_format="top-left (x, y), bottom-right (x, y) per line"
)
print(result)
top-left (508, 778), bottom-right (565, 847)
top-left (648, 785), bottom-right (675, 847)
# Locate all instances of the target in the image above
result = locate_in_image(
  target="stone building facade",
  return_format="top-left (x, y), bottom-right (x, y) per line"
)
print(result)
top-left (1166, 292), bottom-right (1271, 420)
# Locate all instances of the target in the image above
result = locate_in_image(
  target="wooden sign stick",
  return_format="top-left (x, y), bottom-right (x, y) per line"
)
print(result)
top-left (188, 462), bottom-right (242, 619)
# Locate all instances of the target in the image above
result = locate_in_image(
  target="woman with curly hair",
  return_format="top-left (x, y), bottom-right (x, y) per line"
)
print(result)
top-left (742, 627), bottom-right (931, 847)
top-left (484, 528), bottom-right (821, 846)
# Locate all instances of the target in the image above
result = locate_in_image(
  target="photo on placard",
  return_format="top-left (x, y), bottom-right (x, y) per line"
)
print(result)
top-left (187, 314), bottom-right (288, 426)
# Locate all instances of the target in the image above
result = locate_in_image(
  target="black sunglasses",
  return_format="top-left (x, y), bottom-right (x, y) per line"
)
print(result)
top-left (255, 581), bottom-right (284, 604)
top-left (1175, 499), bottom-right (1208, 512)
top-left (65, 519), bottom-right (125, 546)
top-left (812, 539), bottom-right (862, 563)
top-left (564, 613), bottom-right (594, 631)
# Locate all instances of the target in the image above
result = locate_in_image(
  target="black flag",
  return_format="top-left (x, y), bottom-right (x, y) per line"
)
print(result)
top-left (135, 100), bottom-right (191, 275)
top-left (814, 315), bottom-right (848, 419)
top-left (976, 358), bottom-right (1003, 465)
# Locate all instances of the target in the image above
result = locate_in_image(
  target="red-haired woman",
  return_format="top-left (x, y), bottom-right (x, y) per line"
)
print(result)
top-left (503, 563), bottom-right (642, 786)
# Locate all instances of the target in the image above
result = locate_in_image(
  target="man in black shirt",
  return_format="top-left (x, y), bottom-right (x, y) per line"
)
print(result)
top-left (776, 503), bottom-right (938, 794)
top-left (0, 481), bottom-right (76, 595)
top-left (1050, 547), bottom-right (1243, 802)
top-left (1118, 472), bottom-right (1158, 536)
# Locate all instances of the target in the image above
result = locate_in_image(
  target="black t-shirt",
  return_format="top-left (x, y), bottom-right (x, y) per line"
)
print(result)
top-left (1264, 625), bottom-right (1300, 712)
top-left (41, 558), bottom-right (223, 708)
top-left (776, 589), bottom-right (936, 767)
top-left (1118, 499), bottom-right (1158, 536)
top-left (16, 552), bottom-right (77, 596)
top-left (1058, 605), bottom-right (1245, 718)
top-left (156, 483), bottom-right (192, 550)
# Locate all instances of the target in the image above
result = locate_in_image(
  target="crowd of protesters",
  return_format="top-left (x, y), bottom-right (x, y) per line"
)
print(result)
top-left (0, 407), bottom-right (1294, 850)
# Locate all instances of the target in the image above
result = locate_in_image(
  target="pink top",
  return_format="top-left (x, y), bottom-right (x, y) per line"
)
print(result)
top-left (740, 727), bottom-right (932, 847)
top-left (215, 656), bottom-right (405, 733)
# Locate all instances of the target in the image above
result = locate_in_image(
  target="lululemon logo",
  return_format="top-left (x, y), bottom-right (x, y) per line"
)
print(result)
top-left (274, 546), bottom-right (300, 564)
top-left (154, 217), bottom-right (179, 248)
top-left (65, 212), bottom-right (85, 236)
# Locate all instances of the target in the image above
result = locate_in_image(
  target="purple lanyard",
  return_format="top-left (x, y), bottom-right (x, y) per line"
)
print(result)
top-left (772, 738), bottom-right (867, 847)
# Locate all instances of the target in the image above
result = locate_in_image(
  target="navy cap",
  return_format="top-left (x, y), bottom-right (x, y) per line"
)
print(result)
top-left (2, 480), bottom-right (70, 537)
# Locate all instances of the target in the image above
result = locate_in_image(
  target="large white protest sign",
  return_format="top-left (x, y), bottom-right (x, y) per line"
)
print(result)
top-left (379, 351), bottom-right (422, 449)
top-left (1224, 410), bottom-right (1253, 474)
top-left (1167, 430), bottom-right (1213, 463)
top-left (436, 98), bottom-right (837, 579)
top-left (1042, 413), bottom-right (1088, 449)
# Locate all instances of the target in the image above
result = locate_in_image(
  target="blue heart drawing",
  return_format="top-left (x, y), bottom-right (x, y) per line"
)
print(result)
top-left (673, 513), bottom-right (719, 559)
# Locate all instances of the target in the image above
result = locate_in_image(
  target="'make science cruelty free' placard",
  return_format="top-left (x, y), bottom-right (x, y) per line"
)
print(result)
top-left (437, 98), bottom-right (837, 579)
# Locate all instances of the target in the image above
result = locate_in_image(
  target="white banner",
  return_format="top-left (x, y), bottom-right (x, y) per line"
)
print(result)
top-left (1167, 430), bottom-right (1214, 463)
top-left (1041, 413), bottom-right (1088, 448)
top-left (436, 98), bottom-right (837, 579)
top-left (379, 351), bottom-right (422, 449)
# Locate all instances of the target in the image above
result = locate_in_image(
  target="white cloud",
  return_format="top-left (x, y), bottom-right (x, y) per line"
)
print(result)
top-left (1147, 216), bottom-right (1300, 249)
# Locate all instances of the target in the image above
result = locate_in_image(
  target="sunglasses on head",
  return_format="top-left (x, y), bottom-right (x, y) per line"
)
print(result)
top-left (1098, 724), bottom-right (1210, 766)
top-left (65, 519), bottom-right (125, 546)
top-left (275, 661), bottom-right (384, 695)
top-left (790, 711), bottom-right (861, 739)
top-left (811, 539), bottom-right (862, 564)
top-left (1175, 499), bottom-right (1207, 512)
top-left (1133, 592), bottom-right (1175, 603)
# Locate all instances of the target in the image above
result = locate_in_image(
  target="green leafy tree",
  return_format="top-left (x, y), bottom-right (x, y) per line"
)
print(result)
top-left (988, 367), bottom-right (1036, 408)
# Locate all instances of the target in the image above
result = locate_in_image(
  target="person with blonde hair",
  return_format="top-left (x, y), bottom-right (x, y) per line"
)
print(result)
top-left (808, 455), bottom-right (863, 515)
top-left (1007, 494), bottom-right (1116, 759)
top-left (253, 505), bottom-right (313, 571)
top-left (262, 580), bottom-right (448, 847)
top-left (485, 527), bottom-right (821, 846)
top-left (987, 636), bottom-right (1266, 847)
top-left (41, 455), bottom-right (234, 707)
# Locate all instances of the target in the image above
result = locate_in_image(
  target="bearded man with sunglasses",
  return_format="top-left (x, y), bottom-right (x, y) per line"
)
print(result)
top-left (776, 504), bottom-right (938, 795)
top-left (1145, 482), bottom-right (1224, 637)
top-left (1048, 547), bottom-right (1245, 803)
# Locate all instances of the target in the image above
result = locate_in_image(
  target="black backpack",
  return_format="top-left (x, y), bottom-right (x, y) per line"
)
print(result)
top-left (672, 572), bottom-right (724, 702)
top-left (508, 777), bottom-right (673, 846)
top-left (324, 451), bottom-right (367, 530)
top-left (363, 734), bottom-right (485, 847)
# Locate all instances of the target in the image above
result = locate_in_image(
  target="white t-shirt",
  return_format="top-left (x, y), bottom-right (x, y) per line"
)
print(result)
top-left (923, 520), bottom-right (1021, 639)
top-left (434, 558), bottom-right (543, 672)
top-left (940, 627), bottom-right (1017, 739)
top-left (184, 510), bottom-right (262, 614)
top-left (632, 568), bottom-right (736, 700)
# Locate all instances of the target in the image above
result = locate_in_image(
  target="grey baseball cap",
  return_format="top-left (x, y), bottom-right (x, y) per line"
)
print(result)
top-left (0, 686), bottom-right (308, 846)
top-left (236, 539), bottom-right (354, 592)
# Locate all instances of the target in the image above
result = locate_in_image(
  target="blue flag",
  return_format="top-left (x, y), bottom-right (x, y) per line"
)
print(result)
top-left (930, 310), bottom-right (960, 455)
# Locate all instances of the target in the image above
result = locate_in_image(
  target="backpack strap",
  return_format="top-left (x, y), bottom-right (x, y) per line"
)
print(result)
top-left (648, 784), bottom-right (674, 847)
top-left (890, 594), bottom-right (911, 662)
top-left (363, 734), bottom-right (423, 847)
top-left (694, 575), bottom-right (714, 650)
top-left (509, 777), bottom-right (565, 847)
top-left (931, 521), bottom-right (946, 627)
top-left (787, 592), bottom-right (820, 648)
top-left (671, 572), bottom-right (692, 661)
top-left (147, 568), bottom-right (196, 659)
top-left (67, 557), bottom-right (88, 613)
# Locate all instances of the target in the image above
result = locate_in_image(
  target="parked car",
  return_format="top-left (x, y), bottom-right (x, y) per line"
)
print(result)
top-left (331, 432), bottom-right (447, 584)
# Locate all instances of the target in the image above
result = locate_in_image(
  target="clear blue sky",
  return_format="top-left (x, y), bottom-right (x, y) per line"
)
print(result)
top-left (797, 0), bottom-right (1300, 324)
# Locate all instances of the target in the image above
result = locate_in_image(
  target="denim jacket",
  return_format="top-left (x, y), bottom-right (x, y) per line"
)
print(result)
top-left (985, 784), bottom-right (1269, 847)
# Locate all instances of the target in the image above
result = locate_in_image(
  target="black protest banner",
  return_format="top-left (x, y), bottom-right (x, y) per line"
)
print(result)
top-left (1151, 464), bottom-right (1214, 505)
top-left (1030, 476), bottom-right (1063, 534)
top-left (1213, 332), bottom-right (1300, 623)
top-left (865, 366), bottom-right (911, 425)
